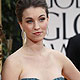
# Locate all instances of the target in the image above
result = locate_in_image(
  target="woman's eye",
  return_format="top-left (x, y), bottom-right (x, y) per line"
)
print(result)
top-left (39, 18), bottom-right (45, 22)
top-left (26, 20), bottom-right (33, 23)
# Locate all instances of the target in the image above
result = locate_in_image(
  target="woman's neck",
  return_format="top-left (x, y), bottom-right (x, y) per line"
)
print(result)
top-left (23, 39), bottom-right (45, 55)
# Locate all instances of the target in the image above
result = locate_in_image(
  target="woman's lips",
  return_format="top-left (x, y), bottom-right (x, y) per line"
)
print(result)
top-left (33, 32), bottom-right (42, 36)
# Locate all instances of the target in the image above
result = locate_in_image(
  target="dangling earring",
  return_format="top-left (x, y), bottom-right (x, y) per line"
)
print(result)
top-left (21, 29), bottom-right (27, 45)
top-left (46, 27), bottom-right (49, 36)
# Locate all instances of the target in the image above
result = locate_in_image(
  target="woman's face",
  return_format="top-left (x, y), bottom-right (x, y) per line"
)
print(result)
top-left (19, 7), bottom-right (49, 42)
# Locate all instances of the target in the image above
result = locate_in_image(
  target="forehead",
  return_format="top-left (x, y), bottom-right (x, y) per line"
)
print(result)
top-left (22, 7), bottom-right (46, 18)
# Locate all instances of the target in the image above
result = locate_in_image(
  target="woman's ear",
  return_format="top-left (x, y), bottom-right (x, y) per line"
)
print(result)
top-left (18, 22), bottom-right (23, 30)
top-left (47, 16), bottom-right (49, 21)
top-left (46, 16), bottom-right (49, 25)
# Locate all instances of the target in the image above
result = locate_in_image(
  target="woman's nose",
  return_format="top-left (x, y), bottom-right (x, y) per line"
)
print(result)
top-left (34, 21), bottom-right (40, 30)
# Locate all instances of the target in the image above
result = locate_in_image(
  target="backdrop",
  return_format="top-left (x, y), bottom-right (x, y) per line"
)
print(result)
top-left (43, 0), bottom-right (80, 55)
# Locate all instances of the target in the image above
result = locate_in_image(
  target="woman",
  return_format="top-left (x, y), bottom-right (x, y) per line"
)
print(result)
top-left (1, 0), bottom-right (80, 80)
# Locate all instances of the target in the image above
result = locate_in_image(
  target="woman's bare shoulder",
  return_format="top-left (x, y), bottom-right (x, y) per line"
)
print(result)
top-left (45, 47), bottom-right (67, 62)
top-left (1, 47), bottom-right (23, 80)
top-left (46, 47), bottom-right (64, 57)
top-left (3, 47), bottom-right (24, 68)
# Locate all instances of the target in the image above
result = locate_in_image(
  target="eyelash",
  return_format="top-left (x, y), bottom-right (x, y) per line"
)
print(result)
top-left (39, 18), bottom-right (45, 22)
top-left (26, 20), bottom-right (33, 23)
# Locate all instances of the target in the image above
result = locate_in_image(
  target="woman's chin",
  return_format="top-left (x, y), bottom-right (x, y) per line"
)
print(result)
top-left (27, 34), bottom-right (45, 43)
top-left (31, 37), bottom-right (44, 43)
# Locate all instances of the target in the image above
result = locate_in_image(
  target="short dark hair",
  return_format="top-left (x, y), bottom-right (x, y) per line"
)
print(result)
top-left (15, 0), bottom-right (48, 22)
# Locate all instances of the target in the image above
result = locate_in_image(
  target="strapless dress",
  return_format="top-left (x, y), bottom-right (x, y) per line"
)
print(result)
top-left (21, 77), bottom-right (65, 80)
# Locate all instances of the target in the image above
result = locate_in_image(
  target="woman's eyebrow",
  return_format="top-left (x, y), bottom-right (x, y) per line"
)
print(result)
top-left (25, 14), bottom-right (45, 20)
top-left (25, 17), bottom-right (33, 20)
top-left (39, 14), bottom-right (45, 18)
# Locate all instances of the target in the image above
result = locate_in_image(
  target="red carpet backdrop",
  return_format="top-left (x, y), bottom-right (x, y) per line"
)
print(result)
top-left (43, 0), bottom-right (80, 55)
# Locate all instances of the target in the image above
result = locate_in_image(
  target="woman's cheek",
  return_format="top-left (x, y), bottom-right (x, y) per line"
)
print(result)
top-left (42, 22), bottom-right (48, 30)
top-left (24, 24), bottom-right (32, 32)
